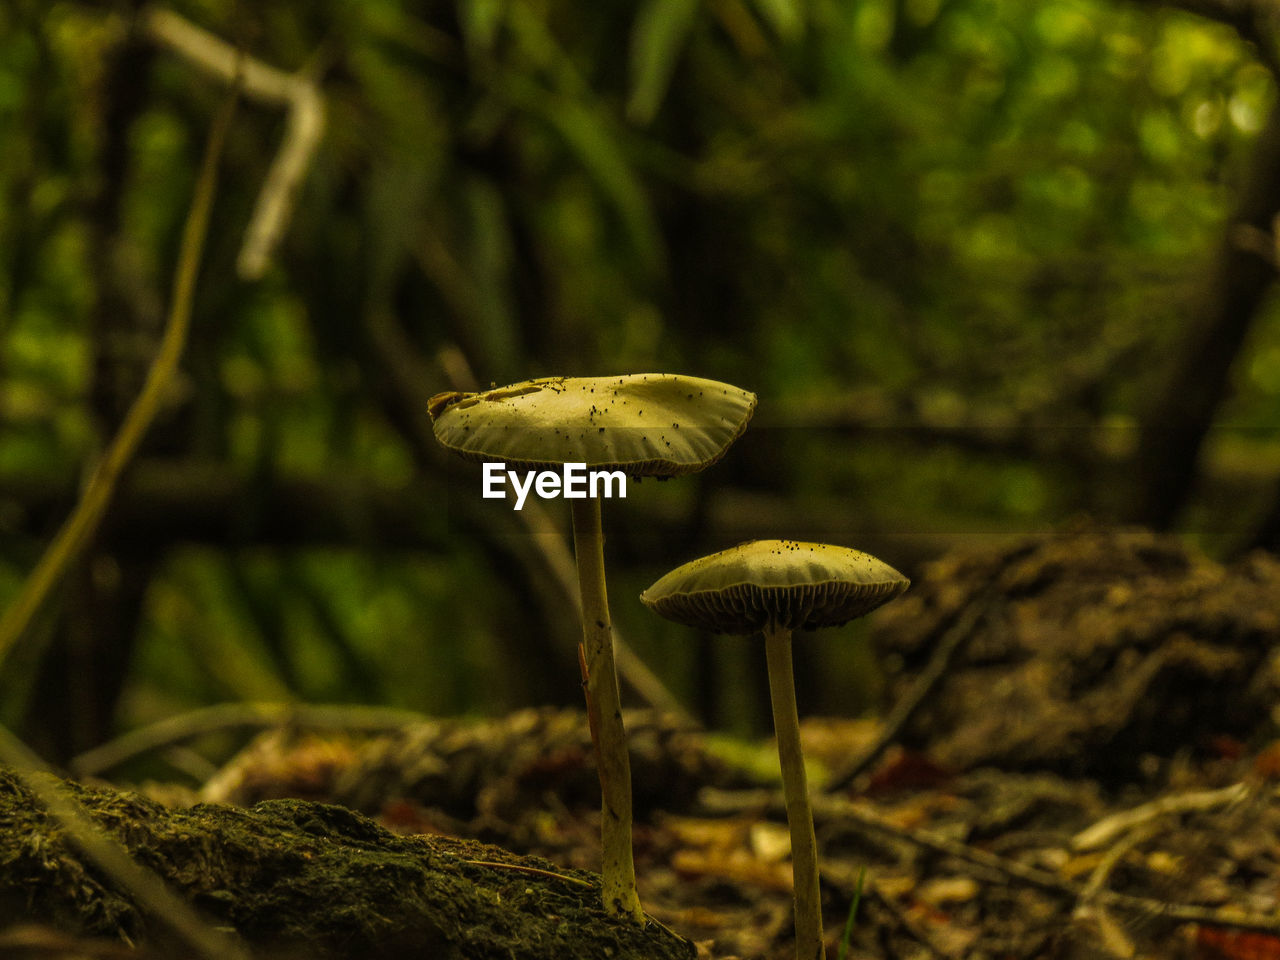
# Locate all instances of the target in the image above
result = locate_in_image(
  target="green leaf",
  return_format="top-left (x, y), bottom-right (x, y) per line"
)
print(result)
top-left (751, 0), bottom-right (804, 42)
top-left (837, 866), bottom-right (866, 960)
top-left (542, 95), bottom-right (666, 274)
top-left (458, 0), bottom-right (506, 59)
top-left (627, 0), bottom-right (701, 125)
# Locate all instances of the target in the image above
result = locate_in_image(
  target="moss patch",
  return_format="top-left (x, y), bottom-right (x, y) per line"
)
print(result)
top-left (0, 768), bottom-right (693, 960)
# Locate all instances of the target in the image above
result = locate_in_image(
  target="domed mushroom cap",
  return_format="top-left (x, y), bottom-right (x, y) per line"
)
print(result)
top-left (427, 374), bottom-right (757, 478)
top-left (641, 540), bottom-right (909, 634)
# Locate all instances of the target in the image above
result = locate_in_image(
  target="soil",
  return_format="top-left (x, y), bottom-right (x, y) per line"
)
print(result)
top-left (870, 523), bottom-right (1280, 778)
top-left (5, 525), bottom-right (1280, 959)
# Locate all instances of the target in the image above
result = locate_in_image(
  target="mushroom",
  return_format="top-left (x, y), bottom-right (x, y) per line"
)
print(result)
top-left (429, 374), bottom-right (757, 921)
top-left (640, 540), bottom-right (909, 959)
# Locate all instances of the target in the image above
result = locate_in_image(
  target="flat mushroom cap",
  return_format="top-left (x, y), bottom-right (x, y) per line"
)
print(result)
top-left (427, 374), bottom-right (757, 478)
top-left (641, 540), bottom-right (909, 634)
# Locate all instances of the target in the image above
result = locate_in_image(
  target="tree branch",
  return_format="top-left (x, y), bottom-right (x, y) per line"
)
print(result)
top-left (0, 86), bottom-right (235, 673)
top-left (139, 7), bottom-right (326, 279)
top-left (69, 701), bottom-right (432, 778)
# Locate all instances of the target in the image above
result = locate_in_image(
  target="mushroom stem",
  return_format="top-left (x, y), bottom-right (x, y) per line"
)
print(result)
top-left (763, 621), bottom-right (826, 960)
top-left (570, 496), bottom-right (644, 923)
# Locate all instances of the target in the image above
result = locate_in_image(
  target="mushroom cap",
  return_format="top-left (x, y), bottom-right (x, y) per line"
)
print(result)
top-left (427, 374), bottom-right (757, 478)
top-left (640, 540), bottom-right (909, 634)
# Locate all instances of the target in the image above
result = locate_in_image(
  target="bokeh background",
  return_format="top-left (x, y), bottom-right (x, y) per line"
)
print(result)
top-left (4, 0), bottom-right (1280, 767)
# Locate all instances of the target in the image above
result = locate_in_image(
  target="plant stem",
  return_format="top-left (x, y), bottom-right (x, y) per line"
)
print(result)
top-left (0, 81), bottom-right (237, 672)
top-left (571, 497), bottom-right (643, 922)
top-left (764, 622), bottom-right (826, 960)
top-left (838, 867), bottom-right (866, 960)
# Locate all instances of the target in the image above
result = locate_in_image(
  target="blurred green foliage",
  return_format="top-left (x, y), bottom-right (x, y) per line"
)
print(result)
top-left (2, 0), bottom-right (1278, 753)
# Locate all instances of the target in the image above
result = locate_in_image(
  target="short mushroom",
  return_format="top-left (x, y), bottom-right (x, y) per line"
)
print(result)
top-left (429, 374), bottom-right (756, 922)
top-left (640, 540), bottom-right (909, 959)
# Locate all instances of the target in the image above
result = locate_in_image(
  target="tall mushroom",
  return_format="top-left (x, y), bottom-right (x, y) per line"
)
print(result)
top-left (640, 540), bottom-right (909, 959)
top-left (429, 374), bottom-right (756, 922)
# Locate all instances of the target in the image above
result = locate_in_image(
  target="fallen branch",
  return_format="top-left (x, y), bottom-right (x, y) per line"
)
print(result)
top-left (463, 859), bottom-right (593, 888)
top-left (1070, 824), bottom-right (1154, 959)
top-left (824, 552), bottom-right (1031, 793)
top-left (70, 701), bottom-right (431, 778)
top-left (822, 592), bottom-right (990, 792)
top-left (876, 891), bottom-right (959, 958)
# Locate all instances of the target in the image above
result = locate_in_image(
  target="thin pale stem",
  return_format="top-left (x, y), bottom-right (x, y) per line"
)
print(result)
top-left (764, 622), bottom-right (826, 960)
top-left (571, 497), bottom-right (643, 922)
top-left (0, 81), bottom-right (237, 671)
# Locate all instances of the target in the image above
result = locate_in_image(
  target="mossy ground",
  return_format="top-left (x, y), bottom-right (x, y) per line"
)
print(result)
top-left (0, 769), bottom-right (693, 960)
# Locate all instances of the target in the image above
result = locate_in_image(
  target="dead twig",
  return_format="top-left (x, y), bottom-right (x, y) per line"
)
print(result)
top-left (1070, 825), bottom-right (1155, 959)
top-left (0, 64), bottom-right (235, 671)
top-left (140, 7), bottom-right (325, 278)
top-left (823, 596), bottom-right (989, 792)
top-left (462, 859), bottom-right (593, 888)
top-left (847, 875), bottom-right (959, 959)
top-left (70, 701), bottom-right (430, 778)
top-left (701, 787), bottom-right (1280, 937)
top-left (1079, 824), bottom-right (1153, 903)
top-left (824, 553), bottom-right (1029, 793)
top-left (1072, 782), bottom-right (1249, 852)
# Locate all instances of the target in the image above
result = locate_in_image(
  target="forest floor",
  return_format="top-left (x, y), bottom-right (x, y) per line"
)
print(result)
top-left (3, 525), bottom-right (1279, 960)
